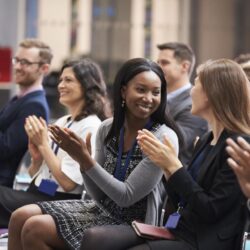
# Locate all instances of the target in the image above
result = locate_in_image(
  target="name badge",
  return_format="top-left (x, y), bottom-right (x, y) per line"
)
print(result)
top-left (38, 179), bottom-right (58, 196)
top-left (165, 212), bottom-right (181, 229)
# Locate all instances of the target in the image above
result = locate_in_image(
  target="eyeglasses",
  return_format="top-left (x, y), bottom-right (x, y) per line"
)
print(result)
top-left (12, 57), bottom-right (43, 67)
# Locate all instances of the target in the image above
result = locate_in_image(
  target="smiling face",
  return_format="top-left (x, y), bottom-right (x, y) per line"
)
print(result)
top-left (121, 70), bottom-right (161, 122)
top-left (57, 67), bottom-right (85, 109)
top-left (13, 47), bottom-right (43, 87)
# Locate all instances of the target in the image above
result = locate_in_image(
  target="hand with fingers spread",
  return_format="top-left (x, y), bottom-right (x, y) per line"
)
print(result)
top-left (49, 125), bottom-right (94, 171)
top-left (24, 115), bottom-right (49, 149)
top-left (137, 129), bottom-right (182, 177)
top-left (226, 137), bottom-right (250, 198)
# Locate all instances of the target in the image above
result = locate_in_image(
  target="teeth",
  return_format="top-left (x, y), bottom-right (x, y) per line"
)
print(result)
top-left (139, 104), bottom-right (151, 108)
top-left (138, 104), bottom-right (151, 110)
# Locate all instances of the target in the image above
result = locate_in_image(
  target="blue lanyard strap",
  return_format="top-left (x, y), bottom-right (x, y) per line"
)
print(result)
top-left (114, 120), bottom-right (153, 181)
top-left (51, 119), bottom-right (74, 155)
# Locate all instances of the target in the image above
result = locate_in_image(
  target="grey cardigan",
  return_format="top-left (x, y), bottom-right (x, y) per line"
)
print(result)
top-left (82, 118), bottom-right (179, 225)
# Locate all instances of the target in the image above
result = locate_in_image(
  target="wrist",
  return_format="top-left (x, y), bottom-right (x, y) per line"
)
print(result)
top-left (38, 142), bottom-right (50, 153)
top-left (167, 165), bottom-right (182, 176)
top-left (31, 157), bottom-right (42, 166)
top-left (80, 156), bottom-right (95, 172)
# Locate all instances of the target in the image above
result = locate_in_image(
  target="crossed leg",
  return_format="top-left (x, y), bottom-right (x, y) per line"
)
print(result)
top-left (8, 204), bottom-right (67, 250)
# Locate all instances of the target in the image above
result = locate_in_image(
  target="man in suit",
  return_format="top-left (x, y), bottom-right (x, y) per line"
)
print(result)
top-left (0, 38), bottom-right (52, 187)
top-left (157, 42), bottom-right (208, 167)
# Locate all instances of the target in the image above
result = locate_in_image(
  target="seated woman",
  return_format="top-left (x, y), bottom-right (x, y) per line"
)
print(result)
top-left (0, 58), bottom-right (111, 228)
top-left (76, 59), bottom-right (250, 250)
top-left (7, 58), bottom-right (181, 250)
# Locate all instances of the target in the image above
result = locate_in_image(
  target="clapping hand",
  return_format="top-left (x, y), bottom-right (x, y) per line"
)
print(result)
top-left (226, 137), bottom-right (250, 198)
top-left (49, 125), bottom-right (94, 171)
top-left (24, 116), bottom-right (49, 148)
top-left (137, 129), bottom-right (182, 177)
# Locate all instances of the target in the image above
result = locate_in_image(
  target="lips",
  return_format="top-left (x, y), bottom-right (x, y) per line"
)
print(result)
top-left (137, 103), bottom-right (153, 112)
top-left (59, 91), bottom-right (69, 97)
top-left (13, 71), bottom-right (25, 82)
top-left (14, 70), bottom-right (25, 77)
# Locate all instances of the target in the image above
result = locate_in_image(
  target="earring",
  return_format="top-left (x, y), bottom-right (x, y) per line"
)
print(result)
top-left (121, 100), bottom-right (125, 108)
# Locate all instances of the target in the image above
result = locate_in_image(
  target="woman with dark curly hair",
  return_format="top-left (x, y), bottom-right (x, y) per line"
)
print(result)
top-left (0, 58), bottom-right (111, 228)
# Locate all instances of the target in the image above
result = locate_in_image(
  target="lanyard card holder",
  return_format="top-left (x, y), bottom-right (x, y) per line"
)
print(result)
top-left (165, 205), bottom-right (182, 229)
top-left (38, 179), bottom-right (58, 196)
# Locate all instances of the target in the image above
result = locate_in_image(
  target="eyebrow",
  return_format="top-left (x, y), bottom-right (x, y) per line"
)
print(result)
top-left (157, 59), bottom-right (169, 63)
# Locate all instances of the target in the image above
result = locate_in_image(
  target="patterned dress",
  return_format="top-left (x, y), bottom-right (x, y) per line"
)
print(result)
top-left (38, 124), bottom-right (160, 250)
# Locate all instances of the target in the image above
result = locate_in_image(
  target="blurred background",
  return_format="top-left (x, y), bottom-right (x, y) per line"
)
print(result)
top-left (0, 0), bottom-right (250, 119)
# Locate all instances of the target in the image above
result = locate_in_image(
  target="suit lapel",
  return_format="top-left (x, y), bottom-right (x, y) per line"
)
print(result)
top-left (168, 87), bottom-right (191, 117)
top-left (195, 130), bottom-right (229, 182)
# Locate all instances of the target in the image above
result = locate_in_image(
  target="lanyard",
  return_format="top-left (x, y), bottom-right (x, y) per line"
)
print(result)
top-left (51, 119), bottom-right (74, 155)
top-left (114, 120), bottom-right (153, 181)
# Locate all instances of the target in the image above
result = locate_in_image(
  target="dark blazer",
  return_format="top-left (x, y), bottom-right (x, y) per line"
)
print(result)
top-left (0, 90), bottom-right (49, 187)
top-left (166, 130), bottom-right (249, 250)
top-left (168, 87), bottom-right (208, 167)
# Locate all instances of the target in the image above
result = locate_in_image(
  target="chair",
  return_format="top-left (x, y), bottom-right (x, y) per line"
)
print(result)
top-left (13, 151), bottom-right (32, 190)
top-left (242, 232), bottom-right (250, 250)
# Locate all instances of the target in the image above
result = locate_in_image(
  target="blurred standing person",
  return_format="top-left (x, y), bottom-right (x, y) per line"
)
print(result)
top-left (0, 38), bottom-right (52, 187)
top-left (0, 59), bottom-right (110, 227)
top-left (157, 42), bottom-right (208, 167)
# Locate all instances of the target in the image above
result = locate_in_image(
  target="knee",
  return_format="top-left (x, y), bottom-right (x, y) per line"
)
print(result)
top-left (9, 207), bottom-right (31, 229)
top-left (9, 205), bottom-right (41, 233)
top-left (81, 227), bottom-right (106, 250)
top-left (21, 216), bottom-right (44, 246)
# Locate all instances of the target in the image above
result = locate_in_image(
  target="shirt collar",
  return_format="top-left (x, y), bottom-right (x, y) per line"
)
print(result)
top-left (167, 83), bottom-right (192, 102)
top-left (18, 85), bottom-right (43, 98)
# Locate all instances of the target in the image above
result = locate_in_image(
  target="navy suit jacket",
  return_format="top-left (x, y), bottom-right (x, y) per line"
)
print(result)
top-left (166, 130), bottom-right (249, 250)
top-left (168, 86), bottom-right (208, 167)
top-left (0, 90), bottom-right (49, 187)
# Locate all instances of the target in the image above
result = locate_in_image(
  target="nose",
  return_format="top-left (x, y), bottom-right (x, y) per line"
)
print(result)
top-left (142, 92), bottom-right (153, 103)
top-left (58, 81), bottom-right (65, 90)
top-left (13, 61), bottom-right (22, 70)
top-left (190, 86), bottom-right (194, 96)
top-left (158, 62), bottom-right (163, 68)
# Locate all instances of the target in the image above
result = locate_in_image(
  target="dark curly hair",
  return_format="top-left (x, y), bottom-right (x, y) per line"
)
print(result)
top-left (61, 59), bottom-right (111, 121)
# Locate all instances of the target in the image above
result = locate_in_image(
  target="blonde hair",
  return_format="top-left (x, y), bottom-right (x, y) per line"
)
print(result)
top-left (19, 38), bottom-right (53, 64)
top-left (197, 58), bottom-right (250, 134)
